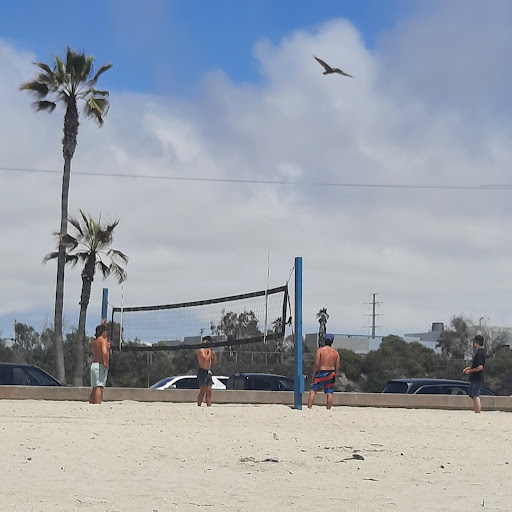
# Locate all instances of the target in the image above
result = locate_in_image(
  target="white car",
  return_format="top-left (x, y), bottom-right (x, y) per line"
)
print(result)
top-left (150, 375), bottom-right (228, 390)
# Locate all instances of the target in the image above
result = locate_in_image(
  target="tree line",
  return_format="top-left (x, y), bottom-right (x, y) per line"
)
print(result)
top-left (4, 313), bottom-right (512, 394)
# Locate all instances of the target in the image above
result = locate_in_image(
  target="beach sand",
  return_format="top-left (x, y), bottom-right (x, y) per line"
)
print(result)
top-left (1, 399), bottom-right (511, 511)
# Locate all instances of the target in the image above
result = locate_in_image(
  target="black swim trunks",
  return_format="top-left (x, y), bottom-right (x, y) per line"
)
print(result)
top-left (197, 367), bottom-right (213, 388)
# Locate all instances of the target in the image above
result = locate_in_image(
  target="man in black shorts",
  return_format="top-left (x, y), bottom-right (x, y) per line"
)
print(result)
top-left (197, 336), bottom-right (217, 406)
top-left (463, 335), bottom-right (486, 413)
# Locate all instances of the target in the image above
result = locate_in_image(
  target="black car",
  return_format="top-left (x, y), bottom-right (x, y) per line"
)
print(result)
top-left (382, 378), bottom-right (495, 396)
top-left (226, 373), bottom-right (294, 391)
top-left (0, 363), bottom-right (62, 386)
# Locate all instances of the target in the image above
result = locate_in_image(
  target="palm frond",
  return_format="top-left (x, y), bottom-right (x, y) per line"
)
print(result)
top-left (87, 63), bottom-right (113, 87)
top-left (35, 72), bottom-right (55, 85)
top-left (68, 216), bottom-right (85, 238)
top-left (84, 97), bottom-right (109, 124)
top-left (42, 252), bottom-right (58, 264)
top-left (80, 210), bottom-right (96, 239)
top-left (35, 62), bottom-right (54, 76)
top-left (82, 56), bottom-right (94, 81)
top-left (19, 80), bottom-right (49, 98)
top-left (65, 254), bottom-right (81, 267)
top-left (103, 220), bottom-right (120, 235)
top-left (109, 261), bottom-right (128, 283)
top-left (97, 234), bottom-right (114, 248)
top-left (66, 48), bottom-right (86, 78)
top-left (34, 101), bottom-right (57, 113)
top-left (89, 88), bottom-right (110, 97)
top-left (97, 260), bottom-right (110, 279)
top-left (107, 249), bottom-right (129, 264)
top-left (61, 233), bottom-right (78, 250)
top-left (73, 251), bottom-right (93, 265)
top-left (54, 56), bottom-right (67, 83)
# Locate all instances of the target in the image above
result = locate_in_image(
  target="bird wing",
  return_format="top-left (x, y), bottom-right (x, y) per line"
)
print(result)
top-left (335, 69), bottom-right (353, 78)
top-left (314, 55), bottom-right (332, 72)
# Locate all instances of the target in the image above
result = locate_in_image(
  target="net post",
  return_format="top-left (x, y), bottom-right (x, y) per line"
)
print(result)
top-left (294, 257), bottom-right (304, 410)
top-left (101, 288), bottom-right (108, 323)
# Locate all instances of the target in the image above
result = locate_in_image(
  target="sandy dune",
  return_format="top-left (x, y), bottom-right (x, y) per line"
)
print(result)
top-left (1, 400), bottom-right (511, 511)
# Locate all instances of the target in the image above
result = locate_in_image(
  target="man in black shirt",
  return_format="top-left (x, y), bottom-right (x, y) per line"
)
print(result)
top-left (463, 335), bottom-right (486, 413)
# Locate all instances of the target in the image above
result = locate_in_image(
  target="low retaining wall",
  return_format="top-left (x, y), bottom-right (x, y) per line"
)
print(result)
top-left (0, 386), bottom-right (511, 411)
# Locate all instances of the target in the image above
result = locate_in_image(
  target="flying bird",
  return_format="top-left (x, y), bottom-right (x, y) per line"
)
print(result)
top-left (314, 56), bottom-right (353, 78)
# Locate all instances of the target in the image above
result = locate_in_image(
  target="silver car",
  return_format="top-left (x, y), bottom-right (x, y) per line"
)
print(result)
top-left (150, 375), bottom-right (228, 390)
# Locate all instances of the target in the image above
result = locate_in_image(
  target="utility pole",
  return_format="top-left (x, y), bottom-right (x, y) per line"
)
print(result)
top-left (364, 293), bottom-right (382, 339)
top-left (371, 293), bottom-right (377, 338)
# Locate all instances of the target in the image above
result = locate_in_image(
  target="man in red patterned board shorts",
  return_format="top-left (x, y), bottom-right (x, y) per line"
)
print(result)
top-left (308, 334), bottom-right (340, 410)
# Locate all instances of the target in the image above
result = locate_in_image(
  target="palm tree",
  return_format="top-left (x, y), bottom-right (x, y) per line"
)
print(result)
top-left (316, 308), bottom-right (329, 348)
top-left (20, 48), bottom-right (112, 383)
top-left (272, 317), bottom-right (284, 352)
top-left (44, 210), bottom-right (127, 385)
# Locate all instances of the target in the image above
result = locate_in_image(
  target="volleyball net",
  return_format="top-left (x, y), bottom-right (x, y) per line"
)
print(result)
top-left (110, 285), bottom-right (289, 351)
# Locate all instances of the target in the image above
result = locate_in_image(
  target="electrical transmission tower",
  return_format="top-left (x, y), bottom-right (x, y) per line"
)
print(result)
top-left (364, 293), bottom-right (382, 338)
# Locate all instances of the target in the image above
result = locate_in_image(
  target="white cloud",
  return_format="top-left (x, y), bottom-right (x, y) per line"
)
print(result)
top-left (1, 3), bottom-right (512, 341)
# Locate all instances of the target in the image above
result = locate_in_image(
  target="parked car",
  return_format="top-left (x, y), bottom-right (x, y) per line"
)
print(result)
top-left (0, 363), bottom-right (62, 386)
top-left (150, 375), bottom-right (228, 390)
top-left (382, 378), bottom-right (496, 396)
top-left (226, 373), bottom-right (294, 391)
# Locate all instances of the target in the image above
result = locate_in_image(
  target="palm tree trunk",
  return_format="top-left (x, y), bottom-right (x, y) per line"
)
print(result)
top-left (75, 258), bottom-right (95, 386)
top-left (53, 239), bottom-right (66, 383)
top-left (53, 156), bottom-right (72, 384)
top-left (53, 99), bottom-right (79, 384)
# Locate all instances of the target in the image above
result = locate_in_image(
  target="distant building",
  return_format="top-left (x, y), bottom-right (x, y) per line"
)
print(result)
top-left (305, 321), bottom-right (512, 356)
top-left (404, 322), bottom-right (445, 353)
top-left (405, 322), bottom-right (512, 352)
top-left (305, 333), bottom-right (381, 354)
top-left (0, 338), bottom-right (14, 349)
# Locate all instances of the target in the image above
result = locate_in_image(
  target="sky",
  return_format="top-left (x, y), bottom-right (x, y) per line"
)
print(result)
top-left (1, 0), bottom-right (512, 341)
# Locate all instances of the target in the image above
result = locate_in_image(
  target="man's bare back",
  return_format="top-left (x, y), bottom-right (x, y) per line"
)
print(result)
top-left (316, 345), bottom-right (340, 371)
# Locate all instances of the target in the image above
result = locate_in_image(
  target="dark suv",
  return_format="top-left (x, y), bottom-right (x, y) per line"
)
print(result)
top-left (0, 363), bottom-right (62, 386)
top-left (226, 373), bottom-right (294, 391)
top-left (382, 378), bottom-right (495, 396)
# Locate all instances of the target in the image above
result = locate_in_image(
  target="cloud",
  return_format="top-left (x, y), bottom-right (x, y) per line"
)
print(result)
top-left (1, 3), bottom-right (512, 341)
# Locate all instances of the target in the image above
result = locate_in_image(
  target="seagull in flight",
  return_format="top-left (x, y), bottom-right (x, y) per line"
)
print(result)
top-left (314, 56), bottom-right (353, 78)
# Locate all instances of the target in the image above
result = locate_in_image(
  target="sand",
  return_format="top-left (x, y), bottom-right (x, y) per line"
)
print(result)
top-left (1, 399), bottom-right (511, 512)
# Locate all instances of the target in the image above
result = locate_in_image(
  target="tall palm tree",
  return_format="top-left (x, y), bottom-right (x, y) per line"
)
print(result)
top-left (44, 210), bottom-right (128, 386)
top-left (20, 48), bottom-right (112, 383)
top-left (316, 308), bottom-right (329, 348)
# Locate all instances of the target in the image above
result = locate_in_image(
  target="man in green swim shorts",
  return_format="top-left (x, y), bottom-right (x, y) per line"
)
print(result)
top-left (89, 324), bottom-right (111, 404)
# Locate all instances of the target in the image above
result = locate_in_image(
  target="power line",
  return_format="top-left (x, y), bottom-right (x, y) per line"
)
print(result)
top-left (1, 165), bottom-right (512, 191)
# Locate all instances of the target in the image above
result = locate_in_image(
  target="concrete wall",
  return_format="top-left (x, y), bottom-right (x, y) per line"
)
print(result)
top-left (0, 386), bottom-right (511, 411)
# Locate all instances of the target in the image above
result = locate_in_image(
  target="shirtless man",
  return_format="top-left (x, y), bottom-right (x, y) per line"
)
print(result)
top-left (197, 336), bottom-right (217, 407)
top-left (89, 324), bottom-right (111, 404)
top-left (308, 333), bottom-right (340, 409)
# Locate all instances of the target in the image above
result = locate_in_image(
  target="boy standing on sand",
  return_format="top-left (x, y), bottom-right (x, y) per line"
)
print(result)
top-left (197, 336), bottom-right (217, 407)
top-left (89, 324), bottom-right (111, 404)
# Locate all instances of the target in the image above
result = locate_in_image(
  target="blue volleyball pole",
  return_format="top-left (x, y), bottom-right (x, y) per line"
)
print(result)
top-left (101, 288), bottom-right (108, 323)
top-left (293, 257), bottom-right (304, 410)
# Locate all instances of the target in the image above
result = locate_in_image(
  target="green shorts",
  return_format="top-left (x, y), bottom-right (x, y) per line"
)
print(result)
top-left (90, 362), bottom-right (108, 388)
